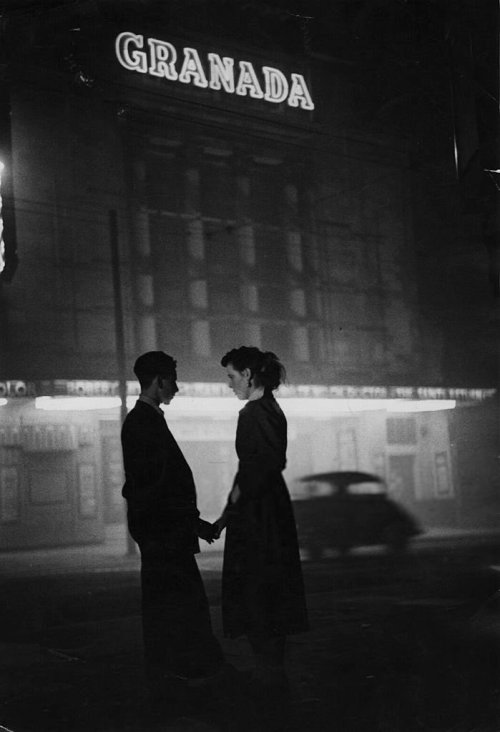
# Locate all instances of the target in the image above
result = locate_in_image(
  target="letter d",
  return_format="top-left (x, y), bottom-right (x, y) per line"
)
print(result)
top-left (262, 66), bottom-right (289, 103)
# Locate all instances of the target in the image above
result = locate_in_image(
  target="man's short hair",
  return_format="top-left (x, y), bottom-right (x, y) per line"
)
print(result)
top-left (134, 351), bottom-right (177, 387)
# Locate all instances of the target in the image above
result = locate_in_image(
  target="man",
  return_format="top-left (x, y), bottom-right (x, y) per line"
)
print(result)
top-left (121, 351), bottom-right (226, 702)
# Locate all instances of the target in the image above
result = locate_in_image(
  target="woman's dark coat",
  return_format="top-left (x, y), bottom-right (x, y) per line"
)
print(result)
top-left (222, 393), bottom-right (308, 639)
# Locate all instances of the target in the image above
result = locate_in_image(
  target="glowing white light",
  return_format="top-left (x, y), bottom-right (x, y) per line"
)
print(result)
top-left (34, 395), bottom-right (456, 415)
top-left (276, 398), bottom-right (456, 417)
top-left (165, 396), bottom-right (240, 418)
top-left (0, 161), bottom-right (4, 173)
top-left (388, 400), bottom-right (456, 412)
top-left (36, 396), bottom-right (122, 411)
top-left (0, 398), bottom-right (7, 407)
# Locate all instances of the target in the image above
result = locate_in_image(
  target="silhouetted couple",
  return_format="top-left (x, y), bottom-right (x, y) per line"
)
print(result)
top-left (121, 348), bottom-right (308, 717)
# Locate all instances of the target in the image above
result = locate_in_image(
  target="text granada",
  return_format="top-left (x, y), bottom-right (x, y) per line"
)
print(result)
top-left (115, 31), bottom-right (315, 110)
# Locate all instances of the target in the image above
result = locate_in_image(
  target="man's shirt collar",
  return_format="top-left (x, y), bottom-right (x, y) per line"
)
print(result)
top-left (138, 394), bottom-right (164, 416)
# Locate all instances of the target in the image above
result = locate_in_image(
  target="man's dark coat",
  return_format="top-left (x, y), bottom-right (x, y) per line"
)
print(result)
top-left (121, 399), bottom-right (200, 553)
top-left (120, 399), bottom-right (224, 681)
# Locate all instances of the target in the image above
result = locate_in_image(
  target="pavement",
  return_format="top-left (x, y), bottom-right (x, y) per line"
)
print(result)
top-left (2, 522), bottom-right (500, 578)
top-left (0, 525), bottom-right (499, 732)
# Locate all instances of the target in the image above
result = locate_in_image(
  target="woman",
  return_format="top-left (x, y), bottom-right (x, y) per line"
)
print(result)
top-left (213, 346), bottom-right (308, 688)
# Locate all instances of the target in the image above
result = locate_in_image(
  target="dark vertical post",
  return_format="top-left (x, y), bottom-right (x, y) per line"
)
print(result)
top-left (109, 209), bottom-right (136, 556)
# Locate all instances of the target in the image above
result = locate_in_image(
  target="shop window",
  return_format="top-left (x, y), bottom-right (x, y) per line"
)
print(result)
top-left (0, 465), bottom-right (20, 522)
top-left (388, 454), bottom-right (416, 502)
top-left (386, 417), bottom-right (417, 445)
top-left (29, 469), bottom-right (68, 504)
top-left (434, 452), bottom-right (453, 498)
top-left (338, 429), bottom-right (358, 469)
top-left (78, 464), bottom-right (98, 518)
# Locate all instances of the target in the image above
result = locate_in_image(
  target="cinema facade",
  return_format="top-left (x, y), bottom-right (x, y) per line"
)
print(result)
top-left (0, 13), bottom-right (497, 549)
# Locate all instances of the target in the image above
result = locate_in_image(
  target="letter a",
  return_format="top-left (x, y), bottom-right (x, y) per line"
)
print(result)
top-left (235, 61), bottom-right (264, 99)
top-left (179, 47), bottom-right (208, 88)
top-left (287, 73), bottom-right (314, 110)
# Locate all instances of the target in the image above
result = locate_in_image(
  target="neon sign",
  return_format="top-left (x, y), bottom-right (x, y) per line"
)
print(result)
top-left (0, 162), bottom-right (4, 276)
top-left (115, 31), bottom-right (315, 111)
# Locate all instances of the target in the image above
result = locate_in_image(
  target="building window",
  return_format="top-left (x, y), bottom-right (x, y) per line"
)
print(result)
top-left (292, 326), bottom-right (310, 362)
top-left (238, 224), bottom-right (255, 267)
top-left (189, 279), bottom-right (208, 309)
top-left (187, 218), bottom-right (205, 260)
top-left (286, 230), bottom-right (303, 271)
top-left (244, 322), bottom-right (261, 347)
top-left (191, 320), bottom-right (211, 356)
top-left (241, 283), bottom-right (259, 312)
top-left (290, 288), bottom-right (306, 316)
top-left (386, 418), bottom-right (417, 445)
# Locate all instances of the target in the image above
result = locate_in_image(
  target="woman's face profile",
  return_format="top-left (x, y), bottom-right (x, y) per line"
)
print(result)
top-left (226, 363), bottom-right (251, 400)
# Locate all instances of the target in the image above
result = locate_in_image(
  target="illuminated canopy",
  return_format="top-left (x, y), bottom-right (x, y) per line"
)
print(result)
top-left (0, 379), bottom-right (495, 402)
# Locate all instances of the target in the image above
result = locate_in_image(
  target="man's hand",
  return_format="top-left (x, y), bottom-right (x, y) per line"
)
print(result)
top-left (212, 512), bottom-right (228, 540)
top-left (197, 519), bottom-right (217, 544)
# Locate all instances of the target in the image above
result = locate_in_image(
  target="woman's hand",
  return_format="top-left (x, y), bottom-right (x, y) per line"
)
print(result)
top-left (212, 512), bottom-right (228, 540)
top-left (197, 519), bottom-right (217, 544)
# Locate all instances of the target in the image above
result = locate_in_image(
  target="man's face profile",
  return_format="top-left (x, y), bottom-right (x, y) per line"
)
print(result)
top-left (158, 372), bottom-right (178, 405)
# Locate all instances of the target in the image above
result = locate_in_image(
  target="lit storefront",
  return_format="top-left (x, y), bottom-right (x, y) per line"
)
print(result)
top-left (0, 378), bottom-right (496, 549)
top-left (0, 7), bottom-right (497, 549)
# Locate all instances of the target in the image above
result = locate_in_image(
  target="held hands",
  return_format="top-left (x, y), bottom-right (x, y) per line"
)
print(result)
top-left (197, 519), bottom-right (218, 544)
top-left (212, 512), bottom-right (228, 540)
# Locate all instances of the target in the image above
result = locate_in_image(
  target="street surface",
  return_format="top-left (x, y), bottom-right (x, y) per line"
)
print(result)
top-left (0, 528), bottom-right (499, 731)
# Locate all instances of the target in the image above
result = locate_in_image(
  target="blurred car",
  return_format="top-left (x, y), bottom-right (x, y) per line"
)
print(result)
top-left (293, 470), bottom-right (422, 558)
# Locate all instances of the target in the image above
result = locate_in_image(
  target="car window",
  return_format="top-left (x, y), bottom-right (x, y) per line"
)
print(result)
top-left (348, 481), bottom-right (386, 495)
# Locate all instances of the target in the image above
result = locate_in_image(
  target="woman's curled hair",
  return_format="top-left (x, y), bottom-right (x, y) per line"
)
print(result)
top-left (221, 346), bottom-right (286, 391)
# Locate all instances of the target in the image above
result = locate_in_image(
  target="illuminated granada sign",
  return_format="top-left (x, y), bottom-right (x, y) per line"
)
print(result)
top-left (115, 31), bottom-right (315, 110)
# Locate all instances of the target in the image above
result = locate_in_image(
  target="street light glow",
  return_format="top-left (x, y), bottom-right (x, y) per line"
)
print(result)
top-left (33, 395), bottom-right (456, 415)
